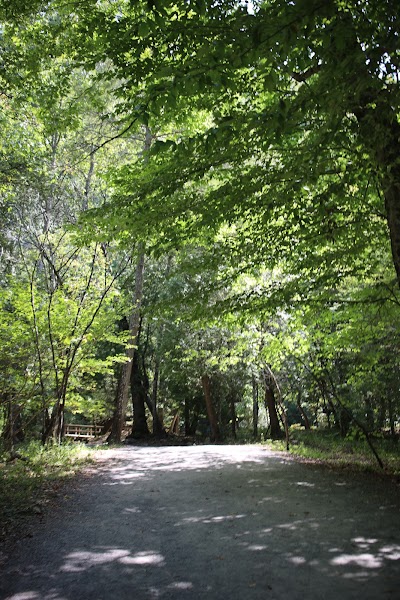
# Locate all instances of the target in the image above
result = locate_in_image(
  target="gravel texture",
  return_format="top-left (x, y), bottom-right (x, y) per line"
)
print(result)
top-left (1, 444), bottom-right (399, 599)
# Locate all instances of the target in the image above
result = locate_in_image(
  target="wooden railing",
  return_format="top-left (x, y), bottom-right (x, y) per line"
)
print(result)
top-left (64, 424), bottom-right (103, 440)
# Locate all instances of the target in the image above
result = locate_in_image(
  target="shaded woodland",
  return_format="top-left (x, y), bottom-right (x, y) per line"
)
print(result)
top-left (0, 0), bottom-right (399, 459)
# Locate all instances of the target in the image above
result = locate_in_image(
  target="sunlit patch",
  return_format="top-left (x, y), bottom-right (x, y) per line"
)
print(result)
top-left (294, 481), bottom-right (315, 487)
top-left (60, 548), bottom-right (165, 572)
top-left (179, 513), bottom-right (246, 525)
top-left (288, 556), bottom-right (306, 565)
top-left (105, 471), bottom-right (147, 485)
top-left (204, 514), bottom-right (246, 523)
top-left (168, 582), bottom-right (193, 590)
top-left (352, 537), bottom-right (378, 545)
top-left (379, 545), bottom-right (400, 560)
top-left (119, 552), bottom-right (165, 566)
top-left (330, 553), bottom-right (382, 568)
top-left (101, 445), bottom-right (282, 477)
top-left (6, 593), bottom-right (40, 600)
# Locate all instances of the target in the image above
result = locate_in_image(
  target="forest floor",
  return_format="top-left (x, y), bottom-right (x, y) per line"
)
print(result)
top-left (1, 444), bottom-right (399, 600)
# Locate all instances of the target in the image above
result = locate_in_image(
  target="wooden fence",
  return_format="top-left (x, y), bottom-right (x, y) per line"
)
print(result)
top-left (64, 424), bottom-right (103, 440)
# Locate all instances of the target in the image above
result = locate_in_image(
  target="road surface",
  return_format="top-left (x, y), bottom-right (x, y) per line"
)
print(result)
top-left (1, 445), bottom-right (399, 599)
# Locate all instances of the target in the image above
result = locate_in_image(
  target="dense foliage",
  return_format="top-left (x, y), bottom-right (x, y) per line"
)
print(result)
top-left (0, 1), bottom-right (398, 463)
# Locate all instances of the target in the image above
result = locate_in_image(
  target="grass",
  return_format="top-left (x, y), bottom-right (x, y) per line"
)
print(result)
top-left (0, 441), bottom-right (94, 543)
top-left (268, 427), bottom-right (400, 477)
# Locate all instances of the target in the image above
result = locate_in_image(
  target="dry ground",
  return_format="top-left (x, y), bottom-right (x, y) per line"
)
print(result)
top-left (1, 445), bottom-right (399, 599)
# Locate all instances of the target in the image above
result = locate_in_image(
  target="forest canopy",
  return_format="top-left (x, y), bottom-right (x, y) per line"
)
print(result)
top-left (0, 0), bottom-right (399, 453)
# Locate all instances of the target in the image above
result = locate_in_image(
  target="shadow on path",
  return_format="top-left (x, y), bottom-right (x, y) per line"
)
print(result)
top-left (1, 445), bottom-right (399, 599)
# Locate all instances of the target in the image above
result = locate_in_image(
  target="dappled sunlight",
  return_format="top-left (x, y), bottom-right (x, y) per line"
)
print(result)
top-left (3, 445), bottom-right (399, 600)
top-left (60, 548), bottom-right (165, 573)
top-left (167, 581), bottom-right (193, 590)
top-left (329, 537), bottom-right (400, 571)
top-left (294, 481), bottom-right (315, 487)
top-left (330, 553), bottom-right (382, 568)
top-left (178, 513), bottom-right (247, 525)
top-left (97, 445), bottom-right (285, 487)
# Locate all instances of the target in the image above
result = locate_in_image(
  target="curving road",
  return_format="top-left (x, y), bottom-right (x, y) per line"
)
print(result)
top-left (1, 445), bottom-right (399, 599)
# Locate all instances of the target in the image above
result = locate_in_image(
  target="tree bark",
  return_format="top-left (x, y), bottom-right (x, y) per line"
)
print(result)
top-left (130, 349), bottom-right (150, 437)
top-left (151, 321), bottom-right (165, 437)
top-left (201, 374), bottom-right (222, 442)
top-left (230, 398), bottom-right (237, 439)
top-left (264, 383), bottom-right (284, 440)
top-left (252, 374), bottom-right (259, 439)
top-left (107, 250), bottom-right (145, 443)
top-left (297, 393), bottom-right (311, 430)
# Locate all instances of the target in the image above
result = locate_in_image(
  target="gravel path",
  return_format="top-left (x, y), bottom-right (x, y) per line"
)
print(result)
top-left (1, 445), bottom-right (399, 599)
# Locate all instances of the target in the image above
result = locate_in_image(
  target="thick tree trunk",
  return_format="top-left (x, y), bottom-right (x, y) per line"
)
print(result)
top-left (131, 350), bottom-right (150, 437)
top-left (355, 95), bottom-right (400, 285)
top-left (201, 374), bottom-right (222, 442)
top-left (382, 165), bottom-right (400, 286)
top-left (264, 384), bottom-right (284, 440)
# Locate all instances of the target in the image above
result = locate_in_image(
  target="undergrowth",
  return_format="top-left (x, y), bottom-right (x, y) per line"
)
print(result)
top-left (268, 428), bottom-right (400, 476)
top-left (0, 441), bottom-right (93, 543)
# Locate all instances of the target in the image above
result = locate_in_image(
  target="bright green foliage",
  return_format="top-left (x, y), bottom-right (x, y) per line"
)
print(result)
top-left (0, 0), bottom-right (399, 449)
top-left (0, 234), bottom-right (127, 438)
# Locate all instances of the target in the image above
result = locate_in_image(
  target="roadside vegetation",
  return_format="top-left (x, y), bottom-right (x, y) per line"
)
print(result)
top-left (0, 442), bottom-right (94, 544)
top-left (270, 427), bottom-right (400, 477)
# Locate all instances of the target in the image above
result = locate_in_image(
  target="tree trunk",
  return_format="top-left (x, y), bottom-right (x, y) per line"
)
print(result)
top-left (201, 374), bottom-right (222, 442)
top-left (364, 394), bottom-right (374, 432)
top-left (185, 400), bottom-right (200, 436)
top-left (264, 384), bottom-right (284, 440)
top-left (131, 349), bottom-right (150, 438)
top-left (151, 321), bottom-right (165, 437)
top-left (382, 163), bottom-right (400, 286)
top-left (354, 95), bottom-right (400, 285)
top-left (252, 375), bottom-right (259, 439)
top-left (107, 250), bottom-right (145, 443)
top-left (2, 397), bottom-right (24, 452)
top-left (388, 395), bottom-right (396, 439)
top-left (297, 393), bottom-right (311, 430)
top-left (230, 398), bottom-right (237, 439)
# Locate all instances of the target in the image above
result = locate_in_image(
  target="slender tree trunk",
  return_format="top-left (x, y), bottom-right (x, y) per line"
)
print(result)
top-left (252, 374), bottom-right (259, 439)
top-left (377, 396), bottom-right (386, 430)
top-left (2, 396), bottom-right (24, 451)
top-left (201, 374), bottom-right (222, 442)
top-left (83, 150), bottom-right (95, 212)
top-left (388, 395), bottom-right (395, 439)
top-left (364, 394), bottom-right (374, 432)
top-left (230, 398), bottom-right (237, 439)
top-left (151, 321), bottom-right (165, 437)
top-left (297, 392), bottom-right (311, 430)
top-left (184, 399), bottom-right (190, 436)
top-left (107, 250), bottom-right (145, 443)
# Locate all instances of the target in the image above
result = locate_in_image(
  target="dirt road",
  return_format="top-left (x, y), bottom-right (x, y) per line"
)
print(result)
top-left (1, 445), bottom-right (399, 599)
